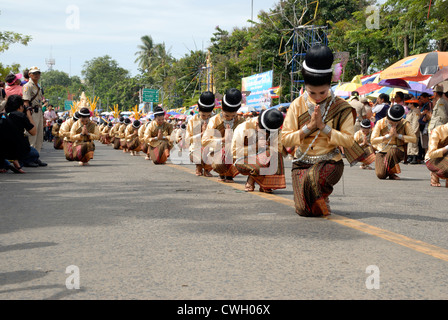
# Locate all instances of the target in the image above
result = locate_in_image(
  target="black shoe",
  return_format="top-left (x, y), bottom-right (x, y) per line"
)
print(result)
top-left (23, 162), bottom-right (39, 167)
top-left (36, 159), bottom-right (48, 167)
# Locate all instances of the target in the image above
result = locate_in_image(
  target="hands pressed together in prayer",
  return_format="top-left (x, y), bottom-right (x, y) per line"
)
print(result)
top-left (384, 125), bottom-right (398, 141)
top-left (82, 125), bottom-right (89, 137)
top-left (307, 105), bottom-right (326, 132)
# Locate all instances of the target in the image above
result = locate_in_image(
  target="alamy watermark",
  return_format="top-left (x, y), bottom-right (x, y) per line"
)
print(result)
top-left (66, 5), bottom-right (80, 30)
top-left (366, 265), bottom-right (380, 290)
top-left (66, 265), bottom-right (80, 290)
top-left (366, 6), bottom-right (380, 30)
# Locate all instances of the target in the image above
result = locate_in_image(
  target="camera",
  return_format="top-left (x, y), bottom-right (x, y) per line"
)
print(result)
top-left (23, 106), bottom-right (33, 114)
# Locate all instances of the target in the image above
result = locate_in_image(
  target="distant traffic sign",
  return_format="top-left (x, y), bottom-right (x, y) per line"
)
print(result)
top-left (142, 89), bottom-right (159, 103)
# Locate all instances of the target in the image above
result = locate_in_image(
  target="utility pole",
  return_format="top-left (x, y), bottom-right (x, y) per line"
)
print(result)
top-left (251, 0), bottom-right (253, 21)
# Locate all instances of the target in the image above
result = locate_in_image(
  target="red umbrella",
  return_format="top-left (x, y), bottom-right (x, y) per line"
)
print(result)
top-left (355, 83), bottom-right (382, 95)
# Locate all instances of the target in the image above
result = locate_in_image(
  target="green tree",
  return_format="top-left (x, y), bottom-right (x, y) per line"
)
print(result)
top-left (81, 55), bottom-right (130, 107)
top-left (0, 63), bottom-right (21, 80)
top-left (135, 35), bottom-right (156, 73)
top-left (0, 31), bottom-right (32, 53)
top-left (41, 70), bottom-right (71, 88)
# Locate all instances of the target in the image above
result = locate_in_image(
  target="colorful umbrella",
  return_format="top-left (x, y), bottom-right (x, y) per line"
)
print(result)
top-left (427, 66), bottom-right (448, 88)
top-left (408, 81), bottom-right (433, 94)
top-left (378, 79), bottom-right (410, 89)
top-left (355, 82), bottom-right (383, 95)
top-left (380, 51), bottom-right (448, 81)
top-left (334, 78), bottom-right (363, 97)
top-left (366, 87), bottom-right (408, 99)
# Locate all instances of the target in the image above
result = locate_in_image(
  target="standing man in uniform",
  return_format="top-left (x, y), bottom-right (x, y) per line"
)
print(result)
top-left (349, 91), bottom-right (367, 133)
top-left (22, 66), bottom-right (44, 153)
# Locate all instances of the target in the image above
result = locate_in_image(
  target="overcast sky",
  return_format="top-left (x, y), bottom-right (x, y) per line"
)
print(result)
top-left (1, 0), bottom-right (277, 77)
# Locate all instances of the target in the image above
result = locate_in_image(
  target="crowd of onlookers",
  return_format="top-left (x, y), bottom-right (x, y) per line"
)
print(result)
top-left (348, 85), bottom-right (448, 164)
top-left (0, 68), bottom-right (48, 174)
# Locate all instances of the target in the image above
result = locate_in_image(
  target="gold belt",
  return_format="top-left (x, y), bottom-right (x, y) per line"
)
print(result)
top-left (293, 148), bottom-right (340, 164)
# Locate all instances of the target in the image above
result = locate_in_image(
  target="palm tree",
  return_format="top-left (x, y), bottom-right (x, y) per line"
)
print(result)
top-left (151, 42), bottom-right (174, 82)
top-left (134, 35), bottom-right (155, 72)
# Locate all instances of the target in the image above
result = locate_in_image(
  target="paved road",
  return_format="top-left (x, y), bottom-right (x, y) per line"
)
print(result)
top-left (1, 141), bottom-right (447, 300)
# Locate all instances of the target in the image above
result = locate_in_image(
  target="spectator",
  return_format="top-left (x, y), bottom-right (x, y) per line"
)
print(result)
top-left (186, 110), bottom-right (194, 123)
top-left (349, 91), bottom-right (367, 133)
top-left (417, 92), bottom-right (432, 161)
top-left (372, 93), bottom-right (390, 123)
top-left (4, 73), bottom-right (23, 98)
top-left (405, 100), bottom-right (421, 164)
top-left (428, 85), bottom-right (448, 135)
top-left (394, 92), bottom-right (405, 113)
top-left (0, 95), bottom-right (47, 173)
top-left (0, 81), bottom-right (5, 112)
top-left (22, 69), bottom-right (29, 85)
top-left (44, 104), bottom-right (58, 142)
top-left (22, 66), bottom-right (44, 153)
top-left (361, 97), bottom-right (373, 121)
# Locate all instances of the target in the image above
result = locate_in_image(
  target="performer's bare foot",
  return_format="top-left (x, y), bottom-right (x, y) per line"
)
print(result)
top-left (218, 175), bottom-right (226, 182)
top-left (325, 197), bottom-right (332, 215)
top-left (195, 166), bottom-right (203, 176)
top-left (145, 155), bottom-right (150, 160)
top-left (224, 177), bottom-right (235, 183)
top-left (389, 174), bottom-right (401, 180)
top-left (245, 177), bottom-right (255, 192)
top-left (203, 170), bottom-right (213, 177)
top-left (259, 187), bottom-right (273, 193)
top-left (430, 173), bottom-right (441, 187)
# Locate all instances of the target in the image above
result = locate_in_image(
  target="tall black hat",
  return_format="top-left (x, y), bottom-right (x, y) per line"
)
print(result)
top-left (387, 104), bottom-right (405, 121)
top-left (198, 91), bottom-right (215, 112)
top-left (153, 106), bottom-right (165, 117)
top-left (258, 108), bottom-right (284, 132)
top-left (221, 88), bottom-right (242, 112)
top-left (302, 44), bottom-right (334, 74)
top-left (132, 120), bottom-right (141, 128)
top-left (79, 108), bottom-right (91, 117)
top-left (360, 119), bottom-right (371, 129)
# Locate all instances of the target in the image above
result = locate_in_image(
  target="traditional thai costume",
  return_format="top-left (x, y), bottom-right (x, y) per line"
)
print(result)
top-left (144, 107), bottom-right (174, 164)
top-left (233, 109), bottom-right (286, 192)
top-left (59, 114), bottom-right (79, 161)
top-left (371, 105), bottom-right (417, 179)
top-left (282, 91), bottom-right (365, 217)
top-left (70, 119), bottom-right (100, 164)
top-left (425, 123), bottom-right (448, 186)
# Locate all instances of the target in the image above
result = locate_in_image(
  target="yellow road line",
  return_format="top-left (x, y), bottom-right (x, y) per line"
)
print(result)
top-left (167, 163), bottom-right (448, 263)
